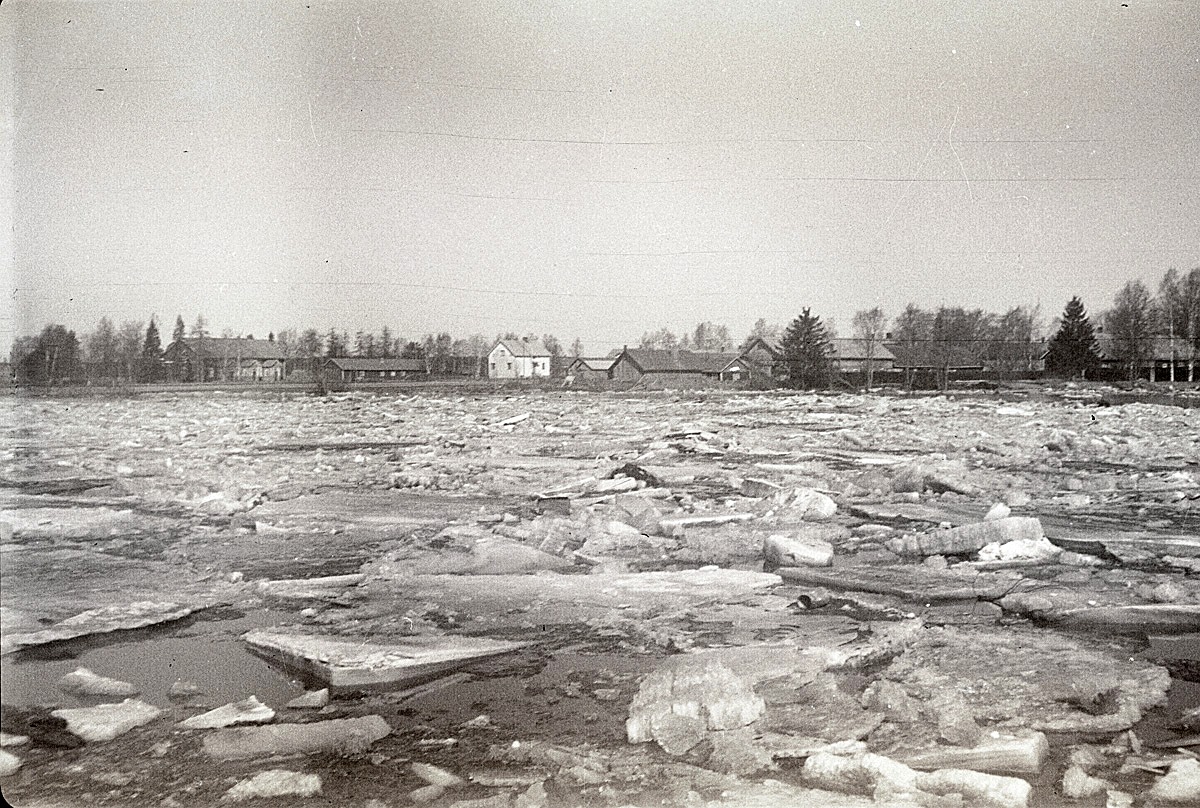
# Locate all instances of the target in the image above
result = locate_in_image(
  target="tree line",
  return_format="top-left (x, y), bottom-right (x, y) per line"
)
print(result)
top-left (10, 266), bottom-right (1198, 387)
top-left (636, 267), bottom-right (1199, 390)
top-left (8, 312), bottom-right (586, 386)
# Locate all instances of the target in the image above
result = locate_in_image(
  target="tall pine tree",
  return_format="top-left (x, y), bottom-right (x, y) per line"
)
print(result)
top-left (172, 314), bottom-right (186, 345)
top-left (140, 317), bottom-right (164, 382)
top-left (325, 328), bottom-right (344, 358)
top-left (1045, 297), bottom-right (1100, 379)
top-left (780, 308), bottom-right (832, 389)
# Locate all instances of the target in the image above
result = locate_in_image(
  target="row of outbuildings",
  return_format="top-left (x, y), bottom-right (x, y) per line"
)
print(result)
top-left (566, 338), bottom-right (893, 388)
top-left (567, 337), bottom-right (1200, 387)
top-left (159, 334), bottom-right (1198, 387)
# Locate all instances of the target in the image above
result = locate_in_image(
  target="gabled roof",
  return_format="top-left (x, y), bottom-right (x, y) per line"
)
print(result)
top-left (617, 349), bottom-right (742, 374)
top-left (740, 337), bottom-right (782, 357)
top-left (324, 357), bottom-right (426, 372)
top-left (173, 337), bottom-right (286, 360)
top-left (492, 338), bottom-right (551, 357)
top-left (567, 356), bottom-right (616, 371)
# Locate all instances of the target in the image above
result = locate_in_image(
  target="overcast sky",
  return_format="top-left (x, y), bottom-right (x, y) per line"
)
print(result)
top-left (7, 0), bottom-right (1199, 354)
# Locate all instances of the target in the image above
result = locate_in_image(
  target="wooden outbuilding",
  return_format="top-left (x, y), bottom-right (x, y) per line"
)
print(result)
top-left (608, 348), bottom-right (747, 388)
top-left (564, 356), bottom-right (617, 381)
top-left (323, 357), bottom-right (427, 382)
top-left (164, 337), bottom-right (286, 382)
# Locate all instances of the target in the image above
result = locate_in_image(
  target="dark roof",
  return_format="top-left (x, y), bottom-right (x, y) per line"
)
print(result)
top-left (740, 337), bottom-right (782, 357)
top-left (567, 356), bottom-right (616, 371)
top-left (174, 337), bottom-right (286, 360)
top-left (741, 337), bottom-right (896, 363)
top-left (885, 342), bottom-right (985, 369)
top-left (325, 357), bottom-right (426, 372)
top-left (618, 349), bottom-right (742, 374)
top-left (493, 338), bottom-right (551, 357)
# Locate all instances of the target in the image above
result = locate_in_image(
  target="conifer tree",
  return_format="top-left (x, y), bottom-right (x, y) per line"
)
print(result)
top-left (172, 314), bottom-right (186, 344)
top-left (325, 328), bottom-right (344, 358)
top-left (1045, 297), bottom-right (1101, 379)
top-left (780, 308), bottom-right (832, 389)
top-left (139, 317), bottom-right (165, 382)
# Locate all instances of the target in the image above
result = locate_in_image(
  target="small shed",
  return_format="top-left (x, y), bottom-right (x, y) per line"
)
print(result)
top-left (565, 356), bottom-right (616, 381)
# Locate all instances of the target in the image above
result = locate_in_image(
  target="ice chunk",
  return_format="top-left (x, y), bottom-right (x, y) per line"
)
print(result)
top-left (56, 667), bottom-right (140, 699)
top-left (52, 699), bottom-right (162, 743)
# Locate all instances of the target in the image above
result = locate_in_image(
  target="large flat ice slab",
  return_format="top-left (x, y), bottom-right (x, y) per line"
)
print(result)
top-left (242, 630), bottom-right (528, 691)
top-left (2, 601), bottom-right (197, 655)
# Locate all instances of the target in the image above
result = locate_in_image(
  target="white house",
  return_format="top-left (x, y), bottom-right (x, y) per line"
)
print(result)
top-left (488, 338), bottom-right (551, 379)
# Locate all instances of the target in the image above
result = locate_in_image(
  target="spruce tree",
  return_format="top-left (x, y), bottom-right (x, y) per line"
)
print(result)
top-left (140, 317), bottom-right (164, 382)
top-left (172, 315), bottom-right (186, 344)
top-left (1045, 297), bottom-right (1101, 379)
top-left (325, 328), bottom-right (344, 357)
top-left (780, 308), bottom-right (833, 389)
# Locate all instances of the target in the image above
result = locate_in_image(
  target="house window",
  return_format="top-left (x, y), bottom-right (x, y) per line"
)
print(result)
top-left (507, 362), bottom-right (512, 370)
top-left (490, 362), bottom-right (496, 370)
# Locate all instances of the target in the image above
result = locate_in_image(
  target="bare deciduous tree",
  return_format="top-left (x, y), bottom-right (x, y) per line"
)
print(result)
top-left (117, 320), bottom-right (145, 382)
top-left (989, 305), bottom-right (1040, 383)
top-left (892, 304), bottom-right (933, 391)
top-left (851, 307), bottom-right (886, 391)
top-left (87, 317), bottom-right (118, 384)
top-left (691, 322), bottom-right (731, 352)
top-left (1155, 268), bottom-right (1200, 382)
top-left (1107, 280), bottom-right (1157, 382)
top-left (639, 328), bottom-right (679, 350)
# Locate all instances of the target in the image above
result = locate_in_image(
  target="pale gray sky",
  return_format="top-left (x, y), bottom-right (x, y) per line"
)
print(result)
top-left (7, 0), bottom-right (1199, 354)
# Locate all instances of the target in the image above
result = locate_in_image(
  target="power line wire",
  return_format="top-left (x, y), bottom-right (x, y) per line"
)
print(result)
top-left (350, 128), bottom-right (1159, 147)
